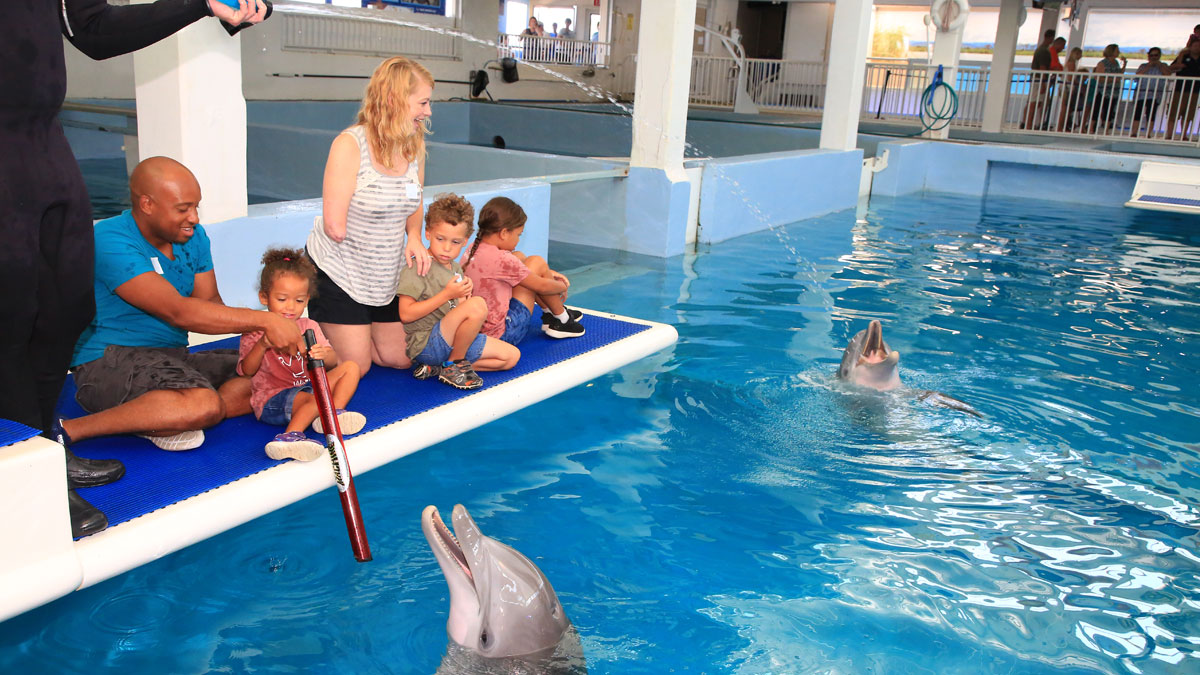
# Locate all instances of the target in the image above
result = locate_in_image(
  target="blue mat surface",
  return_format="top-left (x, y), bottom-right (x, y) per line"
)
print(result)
top-left (58, 312), bottom-right (649, 532)
top-left (0, 419), bottom-right (40, 449)
top-left (1136, 194), bottom-right (1200, 208)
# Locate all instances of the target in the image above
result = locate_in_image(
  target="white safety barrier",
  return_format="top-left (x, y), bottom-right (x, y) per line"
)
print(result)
top-left (497, 33), bottom-right (611, 68)
top-left (1000, 70), bottom-right (1200, 146)
top-left (279, 9), bottom-right (460, 60)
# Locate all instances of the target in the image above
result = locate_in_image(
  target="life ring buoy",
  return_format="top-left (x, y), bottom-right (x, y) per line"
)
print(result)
top-left (929, 0), bottom-right (969, 33)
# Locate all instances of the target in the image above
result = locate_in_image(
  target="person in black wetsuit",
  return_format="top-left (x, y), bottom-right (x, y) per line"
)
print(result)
top-left (0, 0), bottom-right (269, 538)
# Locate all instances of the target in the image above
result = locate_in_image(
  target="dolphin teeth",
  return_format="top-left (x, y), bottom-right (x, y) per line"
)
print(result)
top-left (431, 507), bottom-right (473, 581)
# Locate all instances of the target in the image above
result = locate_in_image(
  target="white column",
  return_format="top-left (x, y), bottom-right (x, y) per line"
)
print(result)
top-left (1037, 5), bottom-right (1061, 40)
top-left (629, 0), bottom-right (696, 182)
top-left (133, 13), bottom-right (248, 223)
top-left (923, 21), bottom-right (964, 140)
top-left (819, 0), bottom-right (872, 152)
top-left (1066, 1), bottom-right (1090, 56)
top-left (982, 0), bottom-right (1022, 133)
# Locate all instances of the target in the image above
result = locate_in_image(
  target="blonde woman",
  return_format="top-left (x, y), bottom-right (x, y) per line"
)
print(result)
top-left (306, 56), bottom-right (434, 374)
top-left (1058, 47), bottom-right (1086, 132)
top-left (1087, 44), bottom-right (1126, 133)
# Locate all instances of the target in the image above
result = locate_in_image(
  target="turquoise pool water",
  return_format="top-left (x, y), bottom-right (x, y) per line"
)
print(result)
top-left (2, 193), bottom-right (1198, 673)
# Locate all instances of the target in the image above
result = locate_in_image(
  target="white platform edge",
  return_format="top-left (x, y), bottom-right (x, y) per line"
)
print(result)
top-left (3, 312), bottom-right (676, 620)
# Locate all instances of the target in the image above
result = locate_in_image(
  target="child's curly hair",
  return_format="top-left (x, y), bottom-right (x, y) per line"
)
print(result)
top-left (258, 247), bottom-right (319, 297)
top-left (425, 193), bottom-right (475, 235)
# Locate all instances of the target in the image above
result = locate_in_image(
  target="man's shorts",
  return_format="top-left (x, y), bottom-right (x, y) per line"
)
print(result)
top-left (308, 259), bottom-right (402, 325)
top-left (258, 384), bottom-right (313, 426)
top-left (73, 345), bottom-right (240, 414)
top-left (415, 321), bottom-right (487, 366)
top-left (500, 298), bottom-right (533, 346)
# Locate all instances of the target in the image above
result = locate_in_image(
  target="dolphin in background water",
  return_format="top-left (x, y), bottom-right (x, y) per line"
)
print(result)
top-left (838, 320), bottom-right (981, 417)
top-left (422, 504), bottom-right (587, 675)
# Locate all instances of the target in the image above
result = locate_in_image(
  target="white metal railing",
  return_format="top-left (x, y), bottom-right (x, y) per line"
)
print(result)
top-left (862, 62), bottom-right (991, 128)
top-left (689, 54), bottom-right (827, 112)
top-left (280, 9), bottom-right (460, 60)
top-left (1001, 70), bottom-right (1200, 145)
top-left (745, 58), bottom-right (826, 112)
top-left (690, 55), bottom-right (738, 106)
top-left (497, 33), bottom-right (610, 68)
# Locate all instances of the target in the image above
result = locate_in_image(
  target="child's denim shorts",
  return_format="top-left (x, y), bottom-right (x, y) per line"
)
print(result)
top-left (501, 298), bottom-right (533, 346)
top-left (259, 384), bottom-right (313, 426)
top-left (416, 320), bottom-right (487, 366)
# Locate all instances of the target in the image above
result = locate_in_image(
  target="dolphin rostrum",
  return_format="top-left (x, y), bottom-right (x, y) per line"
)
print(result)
top-left (838, 320), bottom-right (981, 417)
top-left (422, 504), bottom-right (586, 674)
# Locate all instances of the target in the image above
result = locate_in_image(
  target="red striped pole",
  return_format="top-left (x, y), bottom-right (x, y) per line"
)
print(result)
top-left (304, 329), bottom-right (371, 562)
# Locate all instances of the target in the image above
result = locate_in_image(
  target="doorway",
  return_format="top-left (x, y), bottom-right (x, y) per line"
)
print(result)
top-left (736, 1), bottom-right (786, 60)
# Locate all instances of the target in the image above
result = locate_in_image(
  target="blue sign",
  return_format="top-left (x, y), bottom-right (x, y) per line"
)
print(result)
top-left (361, 0), bottom-right (445, 15)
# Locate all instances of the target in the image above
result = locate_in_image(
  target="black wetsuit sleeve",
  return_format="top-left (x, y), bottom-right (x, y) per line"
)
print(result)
top-left (61, 0), bottom-right (214, 61)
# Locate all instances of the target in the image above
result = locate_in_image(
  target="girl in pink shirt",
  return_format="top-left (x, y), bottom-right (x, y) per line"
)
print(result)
top-left (239, 249), bottom-right (365, 461)
top-left (462, 197), bottom-right (585, 342)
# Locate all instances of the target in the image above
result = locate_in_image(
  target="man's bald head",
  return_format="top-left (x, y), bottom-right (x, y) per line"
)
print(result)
top-left (129, 156), bottom-right (203, 249)
top-left (130, 156), bottom-right (199, 206)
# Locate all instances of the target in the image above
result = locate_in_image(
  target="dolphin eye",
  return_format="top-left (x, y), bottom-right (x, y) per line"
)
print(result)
top-left (479, 629), bottom-right (489, 646)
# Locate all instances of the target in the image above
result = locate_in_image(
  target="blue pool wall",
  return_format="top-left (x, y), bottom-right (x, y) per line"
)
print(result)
top-left (205, 180), bottom-right (551, 310)
top-left (697, 149), bottom-right (863, 244)
top-left (66, 98), bottom-right (1198, 258)
top-left (870, 140), bottom-right (1146, 206)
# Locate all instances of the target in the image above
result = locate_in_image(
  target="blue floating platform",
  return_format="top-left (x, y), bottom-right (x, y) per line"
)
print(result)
top-left (0, 307), bottom-right (673, 621)
top-left (60, 311), bottom-right (653, 531)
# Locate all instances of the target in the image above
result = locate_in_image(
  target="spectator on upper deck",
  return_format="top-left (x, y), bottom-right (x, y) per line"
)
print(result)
top-left (1085, 44), bottom-right (1126, 134)
top-left (1131, 47), bottom-right (1172, 138)
top-left (1023, 29), bottom-right (1057, 130)
top-left (1166, 40), bottom-right (1200, 141)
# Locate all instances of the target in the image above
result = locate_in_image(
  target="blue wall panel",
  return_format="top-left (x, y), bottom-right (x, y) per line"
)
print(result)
top-left (698, 149), bottom-right (862, 243)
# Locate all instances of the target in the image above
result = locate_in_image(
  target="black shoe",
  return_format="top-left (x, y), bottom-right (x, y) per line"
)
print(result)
top-left (52, 418), bottom-right (125, 489)
top-left (543, 308), bottom-right (583, 325)
top-left (68, 489), bottom-right (108, 538)
top-left (542, 314), bottom-right (585, 339)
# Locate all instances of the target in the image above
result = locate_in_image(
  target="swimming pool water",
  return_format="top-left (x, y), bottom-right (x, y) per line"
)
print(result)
top-left (2, 192), bottom-right (1198, 673)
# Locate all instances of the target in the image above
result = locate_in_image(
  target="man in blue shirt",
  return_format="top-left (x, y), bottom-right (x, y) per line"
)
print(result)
top-left (55, 156), bottom-right (303, 535)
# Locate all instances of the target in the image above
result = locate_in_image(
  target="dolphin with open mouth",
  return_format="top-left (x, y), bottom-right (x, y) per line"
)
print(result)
top-left (838, 320), bottom-right (981, 417)
top-left (422, 504), bottom-right (586, 674)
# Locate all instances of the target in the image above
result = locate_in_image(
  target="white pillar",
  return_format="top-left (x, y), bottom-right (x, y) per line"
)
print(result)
top-left (923, 22), bottom-right (964, 140)
top-left (982, 0), bottom-right (1022, 133)
top-left (819, 0), bottom-right (872, 152)
top-left (623, 0), bottom-right (695, 258)
top-left (1037, 5), bottom-right (1061, 40)
top-left (629, 0), bottom-right (695, 182)
top-left (133, 14), bottom-right (248, 223)
top-left (1066, 1), bottom-right (1089, 56)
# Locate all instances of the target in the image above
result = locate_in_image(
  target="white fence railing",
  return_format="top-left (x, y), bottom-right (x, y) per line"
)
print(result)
top-left (497, 33), bottom-right (611, 68)
top-left (689, 55), bottom-right (827, 112)
top-left (280, 10), bottom-right (460, 60)
top-left (1001, 70), bottom-right (1200, 144)
top-left (746, 58), bottom-right (827, 112)
top-left (690, 55), bottom-right (738, 107)
top-left (862, 62), bottom-right (991, 128)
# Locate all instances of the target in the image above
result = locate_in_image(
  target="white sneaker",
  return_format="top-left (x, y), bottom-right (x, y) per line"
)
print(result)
top-left (139, 430), bottom-right (204, 451)
top-left (312, 410), bottom-right (366, 436)
top-left (265, 432), bottom-right (325, 462)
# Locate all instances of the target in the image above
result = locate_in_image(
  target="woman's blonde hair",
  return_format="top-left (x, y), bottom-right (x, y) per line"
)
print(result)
top-left (357, 56), bottom-right (434, 171)
top-left (1103, 44), bottom-right (1119, 59)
